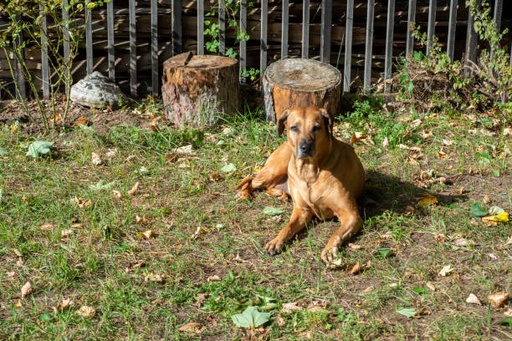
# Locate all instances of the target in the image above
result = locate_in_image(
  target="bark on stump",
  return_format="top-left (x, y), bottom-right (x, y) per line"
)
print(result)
top-left (162, 52), bottom-right (241, 128)
top-left (263, 58), bottom-right (342, 124)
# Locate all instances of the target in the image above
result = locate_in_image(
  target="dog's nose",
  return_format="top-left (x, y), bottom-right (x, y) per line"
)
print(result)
top-left (297, 139), bottom-right (314, 158)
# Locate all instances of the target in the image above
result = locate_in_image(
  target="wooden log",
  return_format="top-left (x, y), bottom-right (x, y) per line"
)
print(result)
top-left (262, 58), bottom-right (341, 124)
top-left (161, 52), bottom-right (241, 128)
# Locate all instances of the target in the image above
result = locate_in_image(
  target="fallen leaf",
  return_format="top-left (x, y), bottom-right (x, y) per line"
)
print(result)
top-left (348, 243), bottom-right (363, 250)
top-left (207, 275), bottom-right (221, 282)
top-left (439, 265), bottom-right (454, 277)
top-left (144, 273), bottom-right (164, 282)
top-left (220, 163), bottom-right (236, 173)
top-left (397, 307), bottom-right (417, 318)
top-left (58, 298), bottom-right (74, 310)
top-left (488, 291), bottom-right (509, 308)
top-left (7, 271), bottom-right (18, 280)
top-left (112, 190), bottom-right (123, 200)
top-left (39, 222), bottom-right (54, 231)
top-left (504, 308), bottom-right (512, 317)
top-left (21, 281), bottom-right (32, 298)
top-left (71, 197), bottom-right (92, 208)
top-left (438, 151), bottom-right (448, 159)
top-left (466, 293), bottom-right (482, 305)
top-left (232, 306), bottom-right (270, 328)
top-left (178, 322), bottom-right (203, 333)
top-left (507, 236), bottom-right (512, 245)
top-left (105, 148), bottom-right (118, 158)
top-left (263, 206), bottom-right (285, 216)
top-left (137, 229), bottom-right (156, 239)
top-left (173, 145), bottom-right (193, 155)
top-left (349, 262), bottom-right (361, 275)
top-left (482, 212), bottom-right (510, 226)
top-left (191, 226), bottom-right (205, 239)
top-left (72, 116), bottom-right (89, 127)
top-left (76, 305), bottom-right (95, 318)
top-left (418, 194), bottom-right (438, 206)
top-left (61, 229), bottom-right (73, 238)
top-left (281, 302), bottom-right (303, 313)
top-left (91, 152), bottom-right (103, 166)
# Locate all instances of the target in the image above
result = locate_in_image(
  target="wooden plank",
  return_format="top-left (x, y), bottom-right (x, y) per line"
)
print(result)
top-left (240, 0), bottom-right (247, 78)
top-left (107, 0), bottom-right (115, 80)
top-left (320, 0), bottom-right (332, 63)
top-left (151, 0), bottom-right (159, 94)
top-left (364, 0), bottom-right (375, 91)
top-left (129, 0), bottom-right (137, 96)
top-left (281, 0), bottom-right (289, 58)
top-left (40, 5), bottom-right (50, 99)
top-left (302, 0), bottom-right (310, 58)
top-left (219, 0), bottom-right (226, 55)
top-left (493, 0), bottom-right (503, 31)
top-left (197, 0), bottom-right (204, 55)
top-left (384, 0), bottom-right (395, 93)
top-left (62, 0), bottom-right (71, 94)
top-left (426, 0), bottom-right (436, 56)
top-left (85, 0), bottom-right (93, 74)
top-left (447, 0), bottom-right (457, 60)
top-left (405, 0), bottom-right (416, 57)
top-left (260, 0), bottom-right (268, 73)
top-left (343, 0), bottom-right (354, 92)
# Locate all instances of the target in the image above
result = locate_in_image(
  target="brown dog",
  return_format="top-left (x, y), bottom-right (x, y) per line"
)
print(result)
top-left (236, 106), bottom-right (365, 263)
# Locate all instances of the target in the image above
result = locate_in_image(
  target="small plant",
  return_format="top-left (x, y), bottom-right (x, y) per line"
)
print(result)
top-left (0, 0), bottom-right (110, 130)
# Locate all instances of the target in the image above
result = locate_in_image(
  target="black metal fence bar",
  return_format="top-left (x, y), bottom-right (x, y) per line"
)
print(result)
top-left (172, 0), bottom-right (182, 55)
top-left (62, 0), bottom-right (71, 94)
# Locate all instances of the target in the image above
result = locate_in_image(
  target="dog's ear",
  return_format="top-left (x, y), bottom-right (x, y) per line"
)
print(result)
top-left (319, 108), bottom-right (333, 136)
top-left (277, 109), bottom-right (290, 135)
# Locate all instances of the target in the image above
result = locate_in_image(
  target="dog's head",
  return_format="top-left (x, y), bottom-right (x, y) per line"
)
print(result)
top-left (278, 107), bottom-right (333, 159)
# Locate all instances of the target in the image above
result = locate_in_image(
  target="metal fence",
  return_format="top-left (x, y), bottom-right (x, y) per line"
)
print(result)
top-left (1, 0), bottom-right (509, 99)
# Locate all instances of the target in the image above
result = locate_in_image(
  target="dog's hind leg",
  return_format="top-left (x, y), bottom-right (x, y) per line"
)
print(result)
top-left (236, 142), bottom-right (292, 200)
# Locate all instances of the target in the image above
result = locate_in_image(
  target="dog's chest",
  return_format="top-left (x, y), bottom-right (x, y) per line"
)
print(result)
top-left (290, 175), bottom-right (335, 218)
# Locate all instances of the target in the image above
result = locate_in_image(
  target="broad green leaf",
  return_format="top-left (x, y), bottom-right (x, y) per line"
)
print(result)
top-left (470, 201), bottom-right (488, 217)
top-left (26, 140), bottom-right (54, 158)
top-left (263, 206), bottom-right (285, 216)
top-left (375, 248), bottom-right (393, 259)
top-left (397, 307), bottom-right (417, 318)
top-left (231, 306), bottom-right (270, 328)
top-left (89, 180), bottom-right (117, 191)
top-left (220, 163), bottom-right (236, 173)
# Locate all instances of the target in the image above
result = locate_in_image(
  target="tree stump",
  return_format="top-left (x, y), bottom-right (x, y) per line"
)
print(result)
top-left (262, 58), bottom-right (342, 124)
top-left (162, 52), bottom-right (241, 128)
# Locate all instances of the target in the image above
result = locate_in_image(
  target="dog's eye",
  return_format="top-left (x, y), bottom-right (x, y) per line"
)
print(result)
top-left (312, 125), bottom-right (322, 132)
top-left (289, 125), bottom-right (299, 133)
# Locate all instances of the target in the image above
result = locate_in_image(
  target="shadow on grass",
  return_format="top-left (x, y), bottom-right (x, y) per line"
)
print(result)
top-left (362, 169), bottom-right (468, 219)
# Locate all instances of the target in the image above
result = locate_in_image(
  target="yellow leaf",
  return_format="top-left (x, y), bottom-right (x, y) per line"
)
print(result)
top-left (137, 229), bottom-right (155, 239)
top-left (418, 195), bottom-right (438, 206)
top-left (482, 212), bottom-right (509, 225)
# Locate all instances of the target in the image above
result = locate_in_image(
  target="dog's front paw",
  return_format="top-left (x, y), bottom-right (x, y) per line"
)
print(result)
top-left (265, 237), bottom-right (285, 256)
top-left (321, 246), bottom-right (339, 263)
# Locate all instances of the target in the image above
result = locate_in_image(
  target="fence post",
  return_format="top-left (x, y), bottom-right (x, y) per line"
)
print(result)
top-left (464, 0), bottom-right (480, 77)
top-left (219, 0), bottom-right (226, 55)
top-left (363, 0), bottom-right (375, 92)
top-left (151, 0), bottom-right (159, 94)
top-left (129, 0), bottom-right (137, 96)
top-left (85, 0), bottom-right (93, 75)
top-left (343, 0), bottom-right (354, 92)
top-left (40, 5), bottom-right (50, 99)
top-left (447, 0), bottom-right (458, 60)
top-left (62, 0), bottom-right (71, 95)
top-left (240, 0), bottom-right (247, 79)
top-left (172, 0), bottom-right (182, 56)
top-left (320, 0), bottom-right (332, 63)
top-left (406, 0), bottom-right (416, 58)
top-left (384, 0), bottom-right (395, 93)
top-left (197, 0), bottom-right (204, 55)
top-left (281, 0), bottom-right (289, 59)
top-left (260, 0), bottom-right (268, 73)
top-left (302, 0), bottom-right (310, 58)
top-left (107, 0), bottom-right (115, 80)
top-left (426, 0), bottom-right (437, 56)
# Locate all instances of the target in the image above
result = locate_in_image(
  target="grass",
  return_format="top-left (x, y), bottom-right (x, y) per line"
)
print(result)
top-left (0, 100), bottom-right (511, 340)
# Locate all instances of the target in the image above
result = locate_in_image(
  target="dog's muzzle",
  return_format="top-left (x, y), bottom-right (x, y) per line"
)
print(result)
top-left (297, 139), bottom-right (315, 158)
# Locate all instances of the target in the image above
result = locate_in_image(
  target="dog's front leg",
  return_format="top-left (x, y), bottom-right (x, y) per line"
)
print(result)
top-left (321, 209), bottom-right (363, 263)
top-left (265, 208), bottom-right (313, 255)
